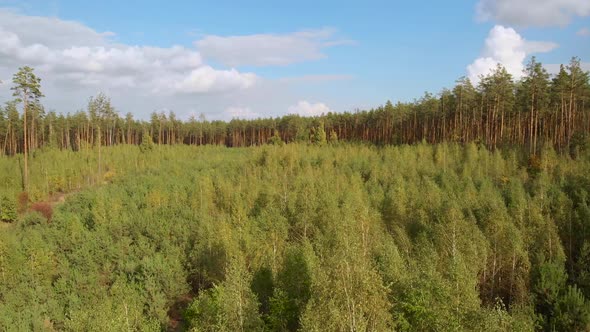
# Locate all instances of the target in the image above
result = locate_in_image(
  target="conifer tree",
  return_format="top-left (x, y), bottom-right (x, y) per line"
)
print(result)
top-left (11, 66), bottom-right (43, 190)
top-left (312, 121), bottom-right (327, 146)
top-left (329, 129), bottom-right (338, 143)
top-left (139, 128), bottom-right (154, 153)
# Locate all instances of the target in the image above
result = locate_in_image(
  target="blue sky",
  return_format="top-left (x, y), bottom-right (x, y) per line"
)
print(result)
top-left (0, 0), bottom-right (589, 119)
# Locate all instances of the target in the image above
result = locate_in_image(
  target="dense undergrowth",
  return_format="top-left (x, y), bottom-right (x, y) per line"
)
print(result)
top-left (1, 143), bottom-right (590, 331)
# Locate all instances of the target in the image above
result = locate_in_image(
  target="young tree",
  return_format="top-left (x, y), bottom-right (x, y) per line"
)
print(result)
top-left (87, 93), bottom-right (115, 178)
top-left (270, 245), bottom-right (312, 331)
top-left (11, 66), bottom-right (44, 190)
top-left (139, 128), bottom-right (154, 153)
top-left (329, 130), bottom-right (338, 144)
top-left (554, 285), bottom-right (590, 331)
top-left (312, 121), bottom-right (327, 146)
top-left (268, 129), bottom-right (283, 146)
top-left (185, 256), bottom-right (263, 331)
top-left (0, 196), bottom-right (18, 223)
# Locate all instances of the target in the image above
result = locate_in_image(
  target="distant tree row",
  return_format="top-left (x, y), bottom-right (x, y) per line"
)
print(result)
top-left (1, 57), bottom-right (589, 156)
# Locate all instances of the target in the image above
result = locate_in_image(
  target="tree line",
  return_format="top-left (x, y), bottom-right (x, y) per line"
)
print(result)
top-left (1, 57), bottom-right (589, 158)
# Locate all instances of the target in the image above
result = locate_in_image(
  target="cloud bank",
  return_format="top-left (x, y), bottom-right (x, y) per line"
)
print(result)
top-left (466, 25), bottom-right (558, 83)
top-left (288, 101), bottom-right (333, 116)
top-left (0, 9), bottom-right (257, 95)
top-left (0, 9), bottom-right (355, 119)
top-left (196, 28), bottom-right (353, 67)
top-left (477, 0), bottom-right (590, 27)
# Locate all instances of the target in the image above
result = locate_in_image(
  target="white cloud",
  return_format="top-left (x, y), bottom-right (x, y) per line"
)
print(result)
top-left (0, 10), bottom-right (350, 120)
top-left (224, 106), bottom-right (260, 119)
top-left (522, 40), bottom-right (561, 54)
top-left (578, 27), bottom-right (590, 36)
top-left (466, 25), bottom-right (558, 83)
top-left (288, 101), bottom-right (333, 116)
top-left (0, 9), bottom-right (257, 96)
top-left (196, 28), bottom-right (354, 67)
top-left (477, 0), bottom-right (590, 27)
top-left (150, 66), bottom-right (257, 95)
top-left (0, 8), bottom-right (111, 48)
top-left (173, 67), bottom-right (256, 94)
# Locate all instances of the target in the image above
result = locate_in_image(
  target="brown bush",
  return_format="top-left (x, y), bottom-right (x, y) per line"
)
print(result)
top-left (30, 202), bottom-right (53, 222)
top-left (17, 192), bottom-right (29, 213)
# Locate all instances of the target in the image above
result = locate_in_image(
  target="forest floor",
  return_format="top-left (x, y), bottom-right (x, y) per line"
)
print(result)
top-left (48, 191), bottom-right (70, 208)
top-left (167, 294), bottom-right (193, 331)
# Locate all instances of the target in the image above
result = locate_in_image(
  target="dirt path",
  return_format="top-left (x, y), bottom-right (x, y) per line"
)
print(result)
top-left (48, 191), bottom-right (70, 207)
top-left (17, 189), bottom-right (81, 220)
top-left (167, 294), bottom-right (194, 331)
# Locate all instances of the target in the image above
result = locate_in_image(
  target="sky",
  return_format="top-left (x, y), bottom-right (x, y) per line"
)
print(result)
top-left (0, 0), bottom-right (589, 120)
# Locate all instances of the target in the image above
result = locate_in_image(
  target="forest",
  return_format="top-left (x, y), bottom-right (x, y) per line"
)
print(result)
top-left (0, 56), bottom-right (589, 331)
top-left (0, 57), bottom-right (589, 156)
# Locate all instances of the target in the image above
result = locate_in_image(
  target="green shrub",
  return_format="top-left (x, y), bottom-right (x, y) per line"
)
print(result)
top-left (0, 195), bottom-right (17, 222)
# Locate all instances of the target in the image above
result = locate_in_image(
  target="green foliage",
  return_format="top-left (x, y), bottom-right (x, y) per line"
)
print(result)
top-left (570, 131), bottom-right (589, 159)
top-left (184, 287), bottom-right (223, 331)
top-left (554, 285), bottom-right (590, 331)
top-left (185, 257), bottom-right (263, 331)
top-left (532, 258), bottom-right (590, 331)
top-left (329, 130), bottom-right (338, 143)
top-left (20, 211), bottom-right (46, 227)
top-left (251, 266), bottom-right (274, 318)
top-left (139, 129), bottom-right (154, 153)
top-left (0, 143), bottom-right (589, 330)
top-left (0, 196), bottom-right (17, 222)
top-left (533, 260), bottom-right (568, 325)
top-left (271, 245), bottom-right (312, 331)
top-left (268, 130), bottom-right (284, 146)
top-left (11, 66), bottom-right (44, 103)
top-left (311, 122), bottom-right (327, 146)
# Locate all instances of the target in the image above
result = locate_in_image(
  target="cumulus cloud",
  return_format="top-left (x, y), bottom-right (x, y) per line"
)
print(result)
top-left (288, 101), bottom-right (333, 116)
top-left (196, 28), bottom-right (354, 67)
top-left (578, 27), bottom-right (590, 37)
top-left (476, 0), bottom-right (590, 27)
top-left (171, 67), bottom-right (256, 94)
top-left (0, 9), bottom-right (110, 48)
top-left (466, 25), bottom-right (558, 83)
top-left (224, 106), bottom-right (260, 119)
top-left (0, 9), bottom-right (257, 95)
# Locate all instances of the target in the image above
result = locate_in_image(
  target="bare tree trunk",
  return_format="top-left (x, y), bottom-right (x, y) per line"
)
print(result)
top-left (23, 96), bottom-right (28, 191)
top-left (530, 91), bottom-right (535, 154)
top-left (97, 126), bottom-right (102, 182)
